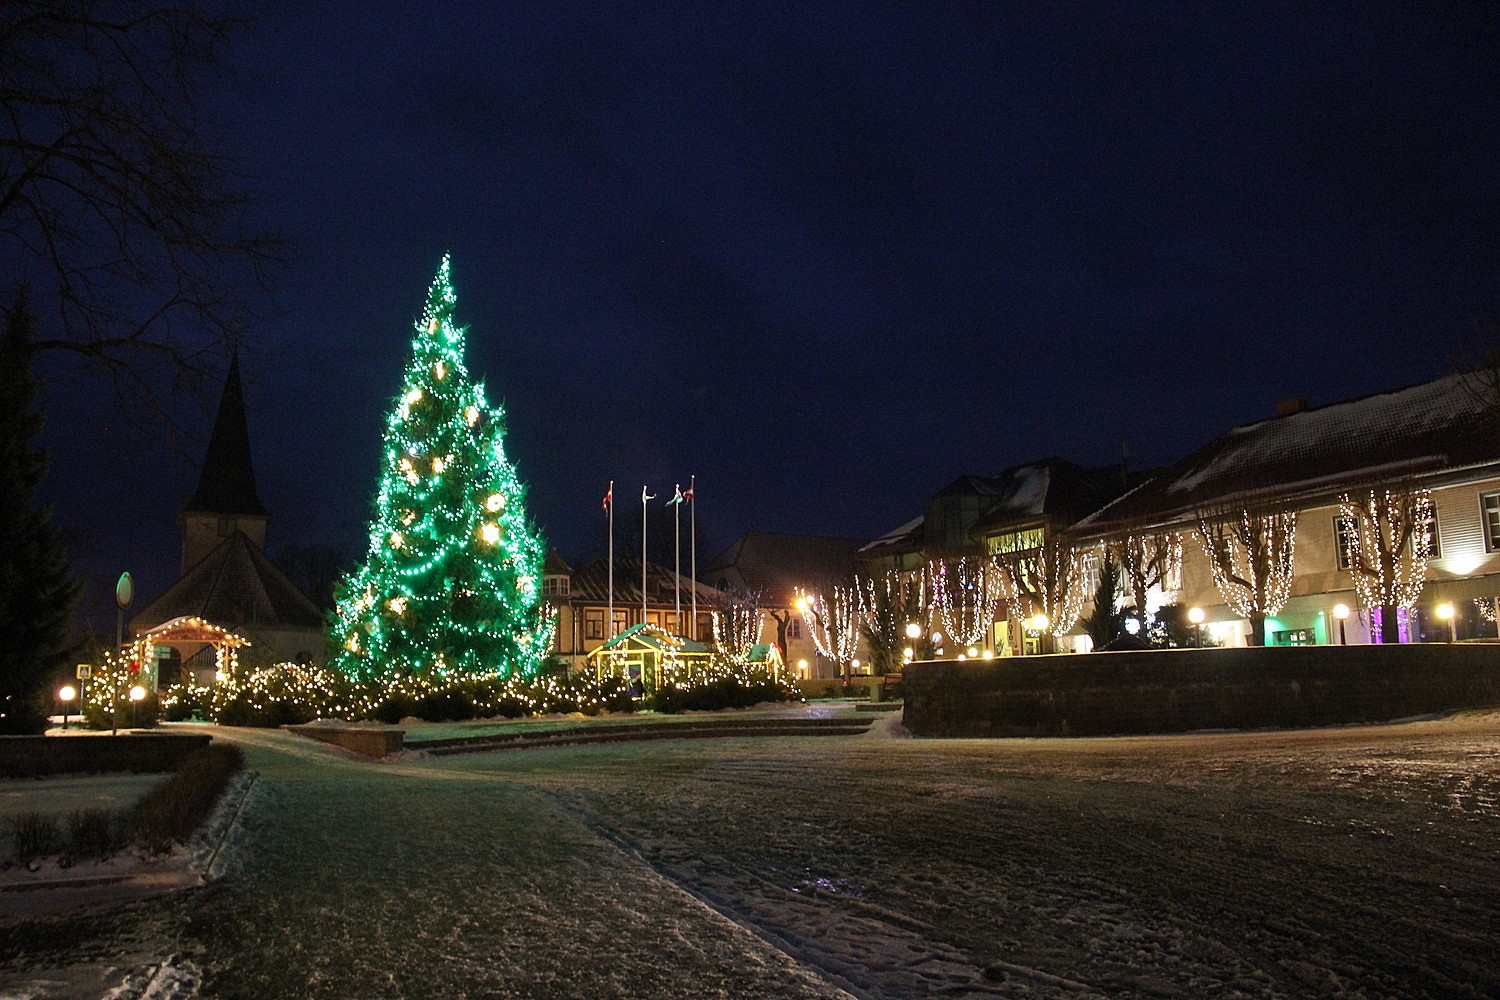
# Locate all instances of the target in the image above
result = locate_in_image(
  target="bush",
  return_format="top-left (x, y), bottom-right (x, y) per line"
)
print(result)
top-left (649, 677), bottom-right (799, 713)
top-left (67, 807), bottom-right (128, 858)
top-left (133, 743), bottom-right (244, 853)
top-left (6, 811), bottom-right (60, 860)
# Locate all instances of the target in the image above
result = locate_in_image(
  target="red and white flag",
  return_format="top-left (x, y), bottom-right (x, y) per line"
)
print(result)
top-left (602, 482), bottom-right (613, 513)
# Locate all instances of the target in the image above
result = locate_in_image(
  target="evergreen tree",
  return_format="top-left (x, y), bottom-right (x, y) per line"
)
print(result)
top-left (1082, 552), bottom-right (1126, 650)
top-left (0, 299), bottom-right (80, 732)
top-left (328, 257), bottom-right (553, 681)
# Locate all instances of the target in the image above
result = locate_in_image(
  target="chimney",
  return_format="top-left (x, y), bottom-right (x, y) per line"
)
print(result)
top-left (1275, 397), bottom-right (1307, 417)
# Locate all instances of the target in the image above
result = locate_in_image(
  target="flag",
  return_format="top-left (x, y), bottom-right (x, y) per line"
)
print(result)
top-left (602, 482), bottom-right (613, 513)
top-left (668, 484), bottom-right (685, 505)
top-left (683, 482), bottom-right (695, 502)
top-left (642, 486), bottom-right (654, 503)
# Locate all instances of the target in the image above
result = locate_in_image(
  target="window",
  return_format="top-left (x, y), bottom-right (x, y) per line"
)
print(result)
top-left (1334, 515), bottom-right (1357, 570)
top-left (542, 576), bottom-right (569, 597)
top-left (1484, 492), bottom-right (1500, 552)
top-left (788, 618), bottom-right (802, 640)
top-left (584, 609), bottom-right (604, 640)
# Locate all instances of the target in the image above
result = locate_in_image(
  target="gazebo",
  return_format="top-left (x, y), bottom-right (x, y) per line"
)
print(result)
top-left (586, 623), bottom-right (716, 698)
top-left (137, 615), bottom-right (251, 687)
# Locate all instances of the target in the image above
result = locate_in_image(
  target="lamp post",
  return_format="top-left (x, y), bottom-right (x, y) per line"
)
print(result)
top-left (1333, 603), bottom-right (1350, 645)
top-left (1435, 602), bottom-right (1456, 643)
top-left (1188, 607), bottom-right (1205, 647)
top-left (113, 572), bottom-right (132, 735)
top-left (58, 685), bottom-right (76, 730)
top-left (129, 685), bottom-right (146, 729)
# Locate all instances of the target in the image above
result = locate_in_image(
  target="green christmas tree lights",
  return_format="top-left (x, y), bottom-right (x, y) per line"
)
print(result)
top-left (329, 256), bottom-right (553, 681)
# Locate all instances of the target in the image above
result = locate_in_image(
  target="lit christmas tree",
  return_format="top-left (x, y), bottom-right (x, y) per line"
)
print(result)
top-left (328, 256), bottom-right (553, 681)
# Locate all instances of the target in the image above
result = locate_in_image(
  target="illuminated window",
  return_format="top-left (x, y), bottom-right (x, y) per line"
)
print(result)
top-left (584, 609), bottom-right (604, 639)
top-left (1484, 493), bottom-right (1500, 552)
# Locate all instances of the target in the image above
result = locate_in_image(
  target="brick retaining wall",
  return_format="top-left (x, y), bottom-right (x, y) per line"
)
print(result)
top-left (902, 643), bottom-right (1500, 737)
top-left (286, 725), bottom-right (405, 758)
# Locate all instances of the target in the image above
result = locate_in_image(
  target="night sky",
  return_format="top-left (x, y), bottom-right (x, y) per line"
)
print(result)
top-left (33, 2), bottom-right (1500, 622)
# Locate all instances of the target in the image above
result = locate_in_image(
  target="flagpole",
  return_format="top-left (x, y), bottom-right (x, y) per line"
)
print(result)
top-left (672, 484), bottom-right (682, 635)
top-left (641, 485), bottom-right (651, 626)
top-left (606, 481), bottom-right (614, 640)
top-left (689, 475), bottom-right (697, 640)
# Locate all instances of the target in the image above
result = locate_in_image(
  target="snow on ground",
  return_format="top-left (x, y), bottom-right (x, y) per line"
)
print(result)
top-left (0, 708), bottom-right (1496, 999)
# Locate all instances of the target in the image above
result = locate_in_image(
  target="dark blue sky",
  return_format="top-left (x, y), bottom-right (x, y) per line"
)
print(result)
top-left (36, 2), bottom-right (1500, 619)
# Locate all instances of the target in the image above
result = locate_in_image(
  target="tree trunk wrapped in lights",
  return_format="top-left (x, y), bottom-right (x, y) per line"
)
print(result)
top-left (797, 585), bottom-right (861, 681)
top-left (927, 555), bottom-right (1010, 649)
top-left (328, 256), bottom-right (553, 681)
top-left (994, 537), bottom-right (1093, 652)
top-left (858, 570), bottom-right (925, 674)
top-left (1195, 506), bottom-right (1297, 647)
top-left (1108, 530), bottom-right (1182, 625)
top-left (1339, 487), bottom-right (1434, 644)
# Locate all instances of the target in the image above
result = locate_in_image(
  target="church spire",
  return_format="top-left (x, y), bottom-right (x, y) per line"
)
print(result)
top-left (186, 352), bottom-right (268, 517)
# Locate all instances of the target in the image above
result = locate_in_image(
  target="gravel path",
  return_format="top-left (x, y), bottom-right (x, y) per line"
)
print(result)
top-left (0, 711), bottom-right (1495, 999)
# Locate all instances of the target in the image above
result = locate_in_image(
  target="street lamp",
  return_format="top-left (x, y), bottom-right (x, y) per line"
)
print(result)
top-left (58, 685), bottom-right (76, 730)
top-left (1332, 603), bottom-right (1350, 645)
top-left (129, 684), bottom-right (146, 728)
top-left (1435, 602), bottom-right (1456, 643)
top-left (1188, 606), bottom-right (1205, 647)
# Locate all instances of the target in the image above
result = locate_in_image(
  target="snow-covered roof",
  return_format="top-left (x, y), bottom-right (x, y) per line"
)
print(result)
top-left (1077, 373), bottom-right (1500, 534)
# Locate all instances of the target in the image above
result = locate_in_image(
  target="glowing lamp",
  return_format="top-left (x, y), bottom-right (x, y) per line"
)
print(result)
top-left (1188, 607), bottom-right (1205, 625)
top-left (905, 622), bottom-right (922, 639)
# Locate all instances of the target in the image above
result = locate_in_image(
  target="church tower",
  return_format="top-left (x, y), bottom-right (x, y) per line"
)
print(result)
top-left (179, 353), bottom-right (269, 573)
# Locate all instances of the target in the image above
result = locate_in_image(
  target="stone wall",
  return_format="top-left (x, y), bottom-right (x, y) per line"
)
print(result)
top-left (287, 725), bottom-right (405, 758)
top-left (902, 643), bottom-right (1500, 738)
top-left (0, 732), bottom-right (214, 777)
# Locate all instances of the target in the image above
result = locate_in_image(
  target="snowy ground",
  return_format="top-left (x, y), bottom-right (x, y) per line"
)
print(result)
top-left (0, 707), bottom-right (1495, 999)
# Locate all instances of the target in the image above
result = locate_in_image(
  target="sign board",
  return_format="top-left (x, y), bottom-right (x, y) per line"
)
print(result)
top-left (75, 664), bottom-right (92, 679)
top-left (153, 645), bottom-right (172, 660)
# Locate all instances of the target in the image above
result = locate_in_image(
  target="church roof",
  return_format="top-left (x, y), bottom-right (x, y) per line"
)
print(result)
top-left (133, 530), bottom-right (323, 632)
top-left (186, 353), bottom-right (268, 517)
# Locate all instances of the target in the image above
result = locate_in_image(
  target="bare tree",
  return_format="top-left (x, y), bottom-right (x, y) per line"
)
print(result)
top-left (1339, 487), bottom-right (1434, 643)
top-left (1, 2), bottom-right (286, 413)
top-left (708, 587), bottom-right (766, 661)
top-left (796, 583), bottom-right (861, 683)
top-left (1195, 506), bottom-right (1297, 646)
top-left (857, 570), bottom-right (924, 675)
top-left (994, 536), bottom-right (1093, 653)
top-left (927, 555), bottom-right (1008, 649)
top-left (1108, 529), bottom-right (1182, 624)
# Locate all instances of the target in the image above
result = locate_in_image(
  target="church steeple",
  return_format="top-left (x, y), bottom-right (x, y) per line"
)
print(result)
top-left (180, 353), bottom-right (270, 572)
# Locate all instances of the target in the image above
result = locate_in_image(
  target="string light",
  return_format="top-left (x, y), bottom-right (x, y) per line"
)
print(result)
top-left (1196, 508), bottom-right (1297, 624)
top-left (1339, 488), bottom-right (1433, 614)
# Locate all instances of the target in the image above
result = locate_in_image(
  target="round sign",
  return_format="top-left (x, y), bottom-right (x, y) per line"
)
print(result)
top-left (116, 571), bottom-right (133, 609)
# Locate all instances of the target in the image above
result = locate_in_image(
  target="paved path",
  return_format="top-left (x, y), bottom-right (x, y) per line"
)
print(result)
top-left (0, 712), bottom-right (1496, 999)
